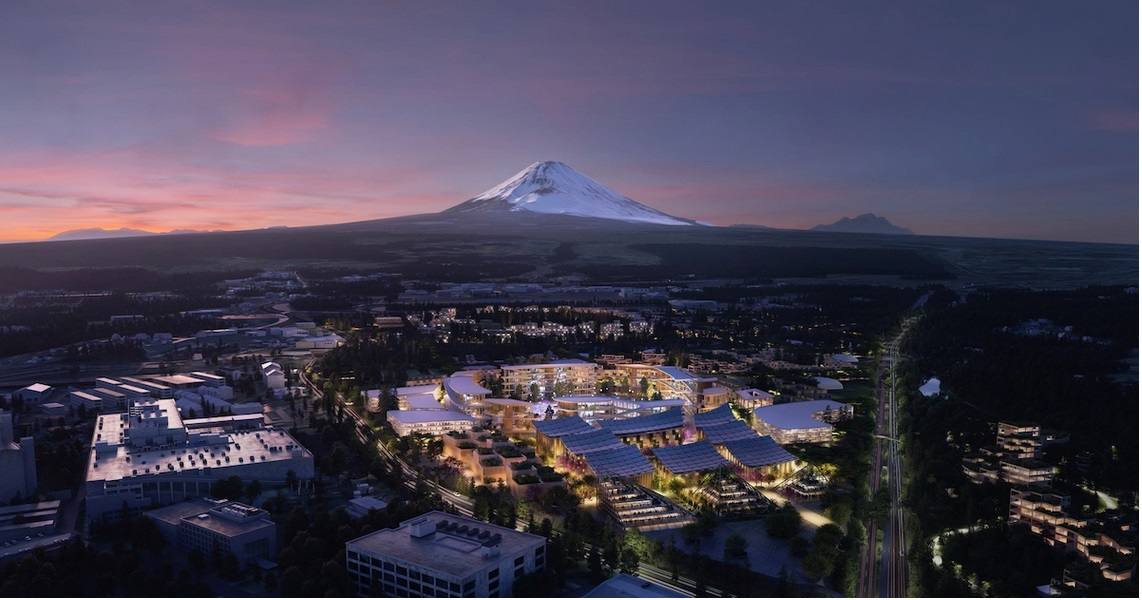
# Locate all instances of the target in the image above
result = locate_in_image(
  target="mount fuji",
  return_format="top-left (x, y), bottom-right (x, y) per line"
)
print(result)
top-left (443, 161), bottom-right (698, 226)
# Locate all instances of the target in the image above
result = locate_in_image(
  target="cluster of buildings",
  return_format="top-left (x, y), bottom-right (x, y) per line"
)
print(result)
top-left (378, 355), bottom-right (858, 533)
top-left (84, 396), bottom-right (314, 523)
top-left (66, 372), bottom-right (260, 419)
top-left (963, 422), bottom-right (1137, 583)
top-left (961, 422), bottom-right (1060, 486)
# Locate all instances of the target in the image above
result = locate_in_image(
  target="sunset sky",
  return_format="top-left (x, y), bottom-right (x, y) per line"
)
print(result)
top-left (1, 1), bottom-right (1137, 243)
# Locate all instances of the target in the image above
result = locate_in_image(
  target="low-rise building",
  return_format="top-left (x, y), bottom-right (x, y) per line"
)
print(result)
top-left (597, 407), bottom-right (685, 450)
top-left (0, 411), bottom-right (37, 502)
top-left (500, 359), bottom-right (599, 398)
top-left (84, 399), bottom-right (314, 523)
top-left (735, 388), bottom-right (774, 410)
top-left (387, 410), bottom-right (475, 437)
top-left (146, 498), bottom-right (277, 565)
top-left (1009, 488), bottom-right (1137, 582)
top-left (752, 400), bottom-right (853, 444)
top-left (584, 573), bottom-right (686, 598)
top-left (345, 511), bottom-right (546, 598)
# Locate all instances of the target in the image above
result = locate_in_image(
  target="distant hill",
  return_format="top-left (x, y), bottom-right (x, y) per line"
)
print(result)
top-left (48, 228), bottom-right (158, 241)
top-left (47, 227), bottom-right (211, 242)
top-left (729, 223), bottom-right (777, 230)
top-left (811, 214), bottom-right (913, 235)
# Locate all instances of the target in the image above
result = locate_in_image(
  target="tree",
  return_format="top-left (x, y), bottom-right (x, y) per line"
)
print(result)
top-left (723, 532), bottom-right (748, 564)
top-left (587, 546), bottom-right (603, 583)
top-left (210, 476), bottom-right (244, 501)
top-left (244, 479), bottom-right (262, 502)
top-left (765, 502), bottom-right (802, 539)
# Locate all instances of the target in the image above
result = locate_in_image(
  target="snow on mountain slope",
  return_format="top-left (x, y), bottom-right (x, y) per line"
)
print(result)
top-left (444, 161), bottom-right (696, 226)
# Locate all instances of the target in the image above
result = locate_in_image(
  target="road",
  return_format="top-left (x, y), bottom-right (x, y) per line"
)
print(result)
top-left (858, 326), bottom-right (910, 597)
top-left (298, 363), bottom-right (729, 597)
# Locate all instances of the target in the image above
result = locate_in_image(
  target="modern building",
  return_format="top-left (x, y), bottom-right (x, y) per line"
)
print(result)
top-left (0, 411), bottom-right (37, 502)
top-left (146, 498), bottom-right (277, 565)
top-left (697, 385), bottom-right (733, 412)
top-left (85, 399), bottom-right (314, 523)
top-left (500, 359), bottom-right (599, 398)
top-left (1000, 458), bottom-right (1055, 486)
top-left (614, 364), bottom-right (720, 418)
top-left (387, 410), bottom-right (475, 437)
top-left (735, 388), bottom-right (774, 410)
top-left (752, 400), bottom-right (853, 444)
top-left (482, 397), bottom-right (536, 439)
top-left (345, 511), bottom-right (546, 597)
top-left (598, 407), bottom-right (686, 449)
top-left (963, 421), bottom-right (1057, 486)
top-left (14, 383), bottom-right (52, 404)
top-left (1009, 488), bottom-right (1137, 582)
top-left (443, 375), bottom-right (492, 416)
top-left (813, 377), bottom-right (844, 391)
top-left (0, 500), bottom-right (60, 543)
top-left (533, 416), bottom-right (594, 462)
top-left (261, 362), bottom-right (286, 391)
top-left (584, 573), bottom-right (686, 598)
top-left (651, 441), bottom-right (730, 483)
top-left (997, 421), bottom-right (1043, 459)
top-left (553, 396), bottom-right (684, 423)
top-left (400, 392), bottom-right (445, 411)
top-left (719, 436), bottom-right (799, 481)
top-left (598, 477), bottom-right (694, 532)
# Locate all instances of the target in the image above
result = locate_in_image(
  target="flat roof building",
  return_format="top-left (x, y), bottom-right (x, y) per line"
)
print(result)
top-left (500, 359), bottom-right (599, 399)
top-left (345, 511), bottom-right (545, 598)
top-left (0, 411), bottom-right (37, 503)
top-left (85, 399), bottom-right (314, 523)
top-left (146, 498), bottom-right (277, 565)
top-left (584, 573), bottom-right (686, 598)
top-left (387, 410), bottom-right (475, 437)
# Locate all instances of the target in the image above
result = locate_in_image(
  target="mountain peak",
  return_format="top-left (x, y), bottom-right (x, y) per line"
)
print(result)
top-left (811, 213), bottom-right (914, 235)
top-left (444, 161), bottom-right (695, 226)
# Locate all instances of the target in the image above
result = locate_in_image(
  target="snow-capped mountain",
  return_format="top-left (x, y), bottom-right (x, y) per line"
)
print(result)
top-left (811, 213), bottom-right (914, 235)
top-left (444, 161), bottom-right (696, 226)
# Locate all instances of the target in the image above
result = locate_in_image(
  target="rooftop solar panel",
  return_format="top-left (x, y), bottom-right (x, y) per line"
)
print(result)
top-left (532, 416), bottom-right (594, 438)
top-left (599, 407), bottom-right (683, 436)
top-left (582, 445), bottom-right (654, 478)
top-left (722, 436), bottom-right (797, 468)
top-left (699, 420), bottom-right (757, 444)
top-left (561, 429), bottom-right (624, 455)
top-left (651, 441), bottom-right (730, 474)
top-left (694, 403), bottom-right (735, 427)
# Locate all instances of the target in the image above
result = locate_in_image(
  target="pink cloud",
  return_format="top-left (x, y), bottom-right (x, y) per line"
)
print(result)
top-left (211, 87), bottom-right (331, 146)
top-left (1089, 109), bottom-right (1137, 132)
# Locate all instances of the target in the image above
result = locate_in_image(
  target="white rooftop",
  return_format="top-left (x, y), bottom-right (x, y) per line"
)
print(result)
top-left (754, 400), bottom-right (850, 431)
top-left (387, 410), bottom-right (474, 424)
